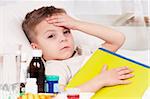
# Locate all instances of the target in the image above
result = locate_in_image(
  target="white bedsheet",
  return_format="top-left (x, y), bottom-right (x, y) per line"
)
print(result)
top-left (142, 87), bottom-right (150, 99)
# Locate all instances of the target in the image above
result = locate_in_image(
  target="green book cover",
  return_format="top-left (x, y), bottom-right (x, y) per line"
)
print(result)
top-left (66, 48), bottom-right (150, 99)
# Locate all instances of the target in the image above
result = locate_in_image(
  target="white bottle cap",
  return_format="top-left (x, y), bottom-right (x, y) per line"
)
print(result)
top-left (26, 78), bottom-right (37, 83)
top-left (66, 88), bottom-right (80, 95)
top-left (32, 49), bottom-right (42, 57)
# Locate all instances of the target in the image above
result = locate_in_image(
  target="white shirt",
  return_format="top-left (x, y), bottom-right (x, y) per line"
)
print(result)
top-left (45, 46), bottom-right (100, 91)
top-left (45, 55), bottom-right (89, 85)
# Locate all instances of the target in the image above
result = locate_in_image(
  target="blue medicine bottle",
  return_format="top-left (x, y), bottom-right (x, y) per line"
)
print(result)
top-left (45, 75), bottom-right (59, 94)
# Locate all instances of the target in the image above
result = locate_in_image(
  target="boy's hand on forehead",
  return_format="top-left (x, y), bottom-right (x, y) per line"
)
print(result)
top-left (45, 13), bottom-right (79, 30)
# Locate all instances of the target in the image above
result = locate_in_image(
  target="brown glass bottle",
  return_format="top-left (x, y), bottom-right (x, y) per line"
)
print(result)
top-left (28, 49), bottom-right (45, 93)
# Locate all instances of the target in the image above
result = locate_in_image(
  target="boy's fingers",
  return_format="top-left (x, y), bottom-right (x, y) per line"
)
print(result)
top-left (116, 66), bottom-right (128, 72)
top-left (46, 15), bottom-right (63, 20)
top-left (118, 74), bottom-right (134, 79)
top-left (46, 17), bottom-right (58, 21)
top-left (118, 69), bottom-right (133, 75)
top-left (53, 22), bottom-right (64, 27)
top-left (118, 80), bottom-right (131, 85)
top-left (47, 18), bottom-right (64, 24)
top-left (47, 19), bottom-right (58, 23)
top-left (102, 64), bottom-right (107, 72)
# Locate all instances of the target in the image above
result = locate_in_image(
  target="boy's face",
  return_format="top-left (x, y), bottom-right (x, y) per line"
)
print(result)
top-left (32, 19), bottom-right (75, 60)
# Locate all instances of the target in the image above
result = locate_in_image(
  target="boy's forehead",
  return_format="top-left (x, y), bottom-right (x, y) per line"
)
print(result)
top-left (34, 20), bottom-right (68, 34)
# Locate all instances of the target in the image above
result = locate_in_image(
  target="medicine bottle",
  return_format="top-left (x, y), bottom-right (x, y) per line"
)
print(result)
top-left (28, 49), bottom-right (45, 93)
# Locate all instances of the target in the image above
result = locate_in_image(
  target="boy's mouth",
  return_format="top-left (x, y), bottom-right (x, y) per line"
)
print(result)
top-left (60, 46), bottom-right (70, 50)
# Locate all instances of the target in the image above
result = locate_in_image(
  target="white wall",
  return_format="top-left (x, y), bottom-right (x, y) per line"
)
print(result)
top-left (113, 26), bottom-right (149, 50)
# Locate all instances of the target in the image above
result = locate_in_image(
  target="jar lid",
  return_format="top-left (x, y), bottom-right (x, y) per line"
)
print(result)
top-left (45, 75), bottom-right (59, 81)
top-left (32, 49), bottom-right (42, 57)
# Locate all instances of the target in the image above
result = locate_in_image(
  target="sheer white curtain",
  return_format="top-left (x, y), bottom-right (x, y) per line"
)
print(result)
top-left (121, 0), bottom-right (149, 50)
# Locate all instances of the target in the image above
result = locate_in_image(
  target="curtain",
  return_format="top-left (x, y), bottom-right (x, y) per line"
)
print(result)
top-left (121, 0), bottom-right (149, 50)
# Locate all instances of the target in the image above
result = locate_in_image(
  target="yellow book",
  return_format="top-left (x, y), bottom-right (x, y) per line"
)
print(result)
top-left (66, 48), bottom-right (150, 99)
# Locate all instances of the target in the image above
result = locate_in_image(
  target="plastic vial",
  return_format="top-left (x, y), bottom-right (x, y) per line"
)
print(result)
top-left (20, 53), bottom-right (28, 95)
top-left (66, 88), bottom-right (80, 99)
top-left (25, 78), bottom-right (38, 94)
top-left (45, 75), bottom-right (59, 94)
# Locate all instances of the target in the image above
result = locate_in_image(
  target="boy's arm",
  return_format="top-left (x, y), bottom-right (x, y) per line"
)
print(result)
top-left (74, 21), bottom-right (126, 52)
top-left (76, 65), bottom-right (134, 92)
top-left (59, 65), bottom-right (133, 93)
top-left (76, 74), bottom-right (105, 92)
top-left (46, 14), bottom-right (125, 52)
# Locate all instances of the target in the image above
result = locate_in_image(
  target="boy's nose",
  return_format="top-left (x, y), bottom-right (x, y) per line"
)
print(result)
top-left (59, 35), bottom-right (67, 43)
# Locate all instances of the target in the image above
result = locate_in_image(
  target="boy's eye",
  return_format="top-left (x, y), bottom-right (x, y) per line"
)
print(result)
top-left (63, 30), bottom-right (70, 34)
top-left (48, 34), bottom-right (55, 38)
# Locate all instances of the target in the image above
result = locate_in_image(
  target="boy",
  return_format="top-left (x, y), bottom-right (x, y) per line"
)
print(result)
top-left (22, 6), bottom-right (134, 92)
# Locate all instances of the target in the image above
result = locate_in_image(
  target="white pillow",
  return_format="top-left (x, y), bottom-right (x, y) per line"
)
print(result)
top-left (0, 1), bottom-right (103, 56)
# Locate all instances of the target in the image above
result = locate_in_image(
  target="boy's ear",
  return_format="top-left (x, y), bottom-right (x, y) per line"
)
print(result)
top-left (31, 43), bottom-right (40, 49)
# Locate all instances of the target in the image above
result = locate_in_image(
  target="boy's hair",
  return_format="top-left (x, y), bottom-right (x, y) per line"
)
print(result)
top-left (22, 6), bottom-right (66, 43)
